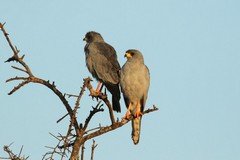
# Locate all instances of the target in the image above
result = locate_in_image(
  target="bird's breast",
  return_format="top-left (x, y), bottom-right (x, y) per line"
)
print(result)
top-left (120, 63), bottom-right (147, 101)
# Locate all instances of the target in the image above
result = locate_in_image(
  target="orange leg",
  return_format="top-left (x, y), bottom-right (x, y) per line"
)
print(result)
top-left (95, 82), bottom-right (102, 92)
top-left (122, 102), bottom-right (132, 120)
top-left (134, 100), bottom-right (143, 118)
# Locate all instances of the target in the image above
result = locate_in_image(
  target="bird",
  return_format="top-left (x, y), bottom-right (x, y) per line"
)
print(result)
top-left (83, 31), bottom-right (121, 112)
top-left (120, 49), bottom-right (150, 144)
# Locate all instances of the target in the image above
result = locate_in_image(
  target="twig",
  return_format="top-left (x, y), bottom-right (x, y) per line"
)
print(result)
top-left (0, 22), bottom-right (18, 56)
top-left (6, 76), bottom-right (29, 82)
top-left (83, 101), bottom-right (104, 130)
top-left (90, 140), bottom-right (97, 160)
top-left (42, 133), bottom-right (69, 160)
top-left (80, 142), bottom-right (85, 160)
top-left (56, 113), bottom-right (69, 123)
top-left (11, 66), bottom-right (27, 73)
top-left (8, 80), bottom-right (31, 95)
top-left (64, 93), bottom-right (78, 98)
top-left (1, 144), bottom-right (29, 160)
top-left (84, 126), bottom-right (103, 134)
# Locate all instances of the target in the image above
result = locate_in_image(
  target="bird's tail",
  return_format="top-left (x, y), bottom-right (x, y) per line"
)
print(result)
top-left (105, 83), bottom-right (121, 112)
top-left (131, 116), bottom-right (142, 145)
top-left (112, 95), bottom-right (121, 112)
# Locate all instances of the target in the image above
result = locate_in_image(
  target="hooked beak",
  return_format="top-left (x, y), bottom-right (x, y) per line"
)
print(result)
top-left (124, 52), bottom-right (132, 59)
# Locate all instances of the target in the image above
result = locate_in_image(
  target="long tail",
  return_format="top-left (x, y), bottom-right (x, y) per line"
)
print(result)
top-left (105, 83), bottom-right (121, 112)
top-left (131, 116), bottom-right (142, 145)
top-left (112, 95), bottom-right (121, 112)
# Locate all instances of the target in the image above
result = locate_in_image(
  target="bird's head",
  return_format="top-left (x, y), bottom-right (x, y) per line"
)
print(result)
top-left (83, 31), bottom-right (104, 43)
top-left (124, 49), bottom-right (144, 63)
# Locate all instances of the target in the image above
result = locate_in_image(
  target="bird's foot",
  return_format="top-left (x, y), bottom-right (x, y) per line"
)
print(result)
top-left (134, 111), bottom-right (143, 118)
top-left (90, 89), bottom-right (101, 98)
top-left (122, 112), bottom-right (131, 120)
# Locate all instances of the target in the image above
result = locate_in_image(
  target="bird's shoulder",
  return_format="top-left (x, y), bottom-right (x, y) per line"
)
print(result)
top-left (88, 42), bottom-right (117, 57)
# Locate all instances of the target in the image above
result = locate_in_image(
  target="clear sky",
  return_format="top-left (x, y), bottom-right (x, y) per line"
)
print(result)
top-left (1, 0), bottom-right (240, 159)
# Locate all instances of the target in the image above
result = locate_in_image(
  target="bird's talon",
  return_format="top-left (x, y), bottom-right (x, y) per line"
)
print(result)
top-left (134, 111), bottom-right (143, 118)
top-left (122, 113), bottom-right (131, 120)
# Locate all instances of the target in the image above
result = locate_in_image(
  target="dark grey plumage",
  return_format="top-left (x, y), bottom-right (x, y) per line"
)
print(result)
top-left (83, 31), bottom-right (121, 112)
top-left (120, 49), bottom-right (150, 144)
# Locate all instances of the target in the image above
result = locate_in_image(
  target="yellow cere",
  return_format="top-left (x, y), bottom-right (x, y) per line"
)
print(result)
top-left (125, 52), bottom-right (132, 59)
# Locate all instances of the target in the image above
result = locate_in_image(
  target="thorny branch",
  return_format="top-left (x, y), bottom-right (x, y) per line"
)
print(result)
top-left (1, 22), bottom-right (159, 160)
top-left (84, 77), bottom-right (116, 124)
top-left (0, 144), bottom-right (29, 160)
top-left (0, 22), bottom-right (79, 132)
top-left (42, 133), bottom-right (70, 160)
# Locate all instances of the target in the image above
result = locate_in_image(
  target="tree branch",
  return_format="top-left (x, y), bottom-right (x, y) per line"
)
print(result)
top-left (84, 77), bottom-right (115, 124)
top-left (1, 143), bottom-right (29, 160)
top-left (83, 106), bottom-right (158, 142)
top-left (83, 101), bottom-right (104, 130)
top-left (90, 140), bottom-right (97, 160)
top-left (0, 22), bottom-right (80, 132)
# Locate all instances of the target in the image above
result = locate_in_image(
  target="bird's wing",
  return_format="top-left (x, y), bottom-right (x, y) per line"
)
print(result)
top-left (94, 42), bottom-right (120, 71)
top-left (88, 42), bottom-right (120, 84)
top-left (140, 65), bottom-right (150, 112)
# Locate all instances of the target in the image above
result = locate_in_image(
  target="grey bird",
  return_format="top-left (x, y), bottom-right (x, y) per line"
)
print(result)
top-left (120, 49), bottom-right (150, 144)
top-left (83, 31), bottom-right (121, 112)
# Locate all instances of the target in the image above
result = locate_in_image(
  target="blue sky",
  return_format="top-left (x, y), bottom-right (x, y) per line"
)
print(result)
top-left (1, 0), bottom-right (240, 159)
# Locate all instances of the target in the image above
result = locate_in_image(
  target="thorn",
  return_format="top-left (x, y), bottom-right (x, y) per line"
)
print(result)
top-left (15, 46), bottom-right (20, 52)
top-left (79, 123), bottom-right (83, 129)
top-left (20, 54), bottom-right (25, 60)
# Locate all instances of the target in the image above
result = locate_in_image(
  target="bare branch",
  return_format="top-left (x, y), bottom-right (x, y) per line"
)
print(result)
top-left (56, 113), bottom-right (69, 123)
top-left (6, 76), bottom-right (29, 82)
top-left (42, 133), bottom-right (69, 160)
top-left (0, 22), bottom-right (18, 56)
top-left (80, 142), bottom-right (85, 160)
top-left (1, 144), bottom-right (29, 160)
top-left (90, 140), bottom-right (97, 160)
top-left (84, 126), bottom-right (103, 135)
top-left (11, 66), bottom-right (27, 73)
top-left (64, 93), bottom-right (78, 98)
top-left (8, 80), bottom-right (31, 95)
top-left (83, 101), bottom-right (104, 130)
top-left (84, 77), bottom-right (115, 124)
top-left (83, 105), bottom-right (159, 142)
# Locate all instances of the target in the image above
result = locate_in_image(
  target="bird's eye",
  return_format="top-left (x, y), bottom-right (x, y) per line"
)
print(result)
top-left (130, 52), bottom-right (135, 56)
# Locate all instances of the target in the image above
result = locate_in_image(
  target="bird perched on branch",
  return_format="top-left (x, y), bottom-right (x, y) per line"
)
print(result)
top-left (83, 31), bottom-right (121, 112)
top-left (120, 49), bottom-right (150, 144)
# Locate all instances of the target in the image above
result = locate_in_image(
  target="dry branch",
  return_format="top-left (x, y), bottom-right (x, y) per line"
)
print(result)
top-left (0, 144), bottom-right (29, 160)
top-left (90, 140), bottom-right (97, 160)
top-left (84, 77), bottom-right (115, 124)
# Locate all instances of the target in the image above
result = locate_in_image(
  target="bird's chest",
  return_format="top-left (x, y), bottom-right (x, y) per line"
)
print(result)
top-left (121, 63), bottom-right (144, 99)
top-left (85, 46), bottom-right (96, 77)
